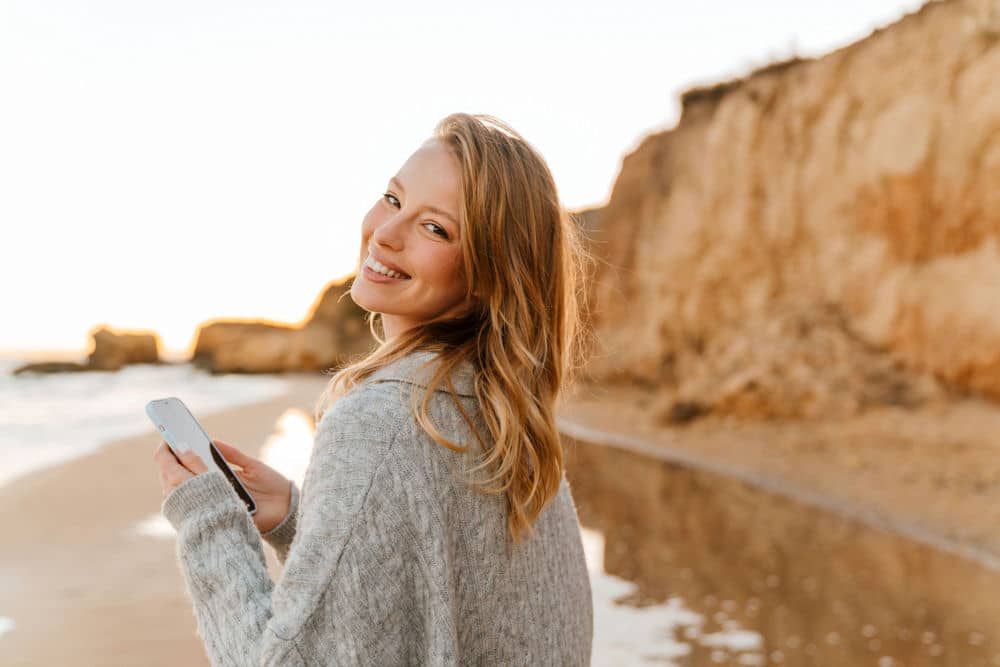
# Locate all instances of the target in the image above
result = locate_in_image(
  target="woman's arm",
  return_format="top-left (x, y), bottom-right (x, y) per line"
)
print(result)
top-left (160, 394), bottom-right (446, 666)
top-left (162, 470), bottom-right (304, 665)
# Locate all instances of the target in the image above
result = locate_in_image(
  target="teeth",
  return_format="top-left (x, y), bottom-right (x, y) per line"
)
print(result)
top-left (365, 255), bottom-right (409, 279)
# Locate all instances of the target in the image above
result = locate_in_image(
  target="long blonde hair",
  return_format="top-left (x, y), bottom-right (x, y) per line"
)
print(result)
top-left (314, 112), bottom-right (593, 542)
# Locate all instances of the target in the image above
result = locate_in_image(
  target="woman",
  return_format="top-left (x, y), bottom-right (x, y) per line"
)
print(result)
top-left (154, 112), bottom-right (594, 665)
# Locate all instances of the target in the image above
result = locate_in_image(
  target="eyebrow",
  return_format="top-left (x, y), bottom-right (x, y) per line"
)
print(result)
top-left (389, 176), bottom-right (460, 226)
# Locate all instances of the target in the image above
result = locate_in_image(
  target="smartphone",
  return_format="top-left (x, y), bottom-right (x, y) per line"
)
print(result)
top-left (145, 397), bottom-right (257, 515)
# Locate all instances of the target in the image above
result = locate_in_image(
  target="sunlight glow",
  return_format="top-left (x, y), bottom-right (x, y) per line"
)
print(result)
top-left (1, 0), bottom-right (927, 357)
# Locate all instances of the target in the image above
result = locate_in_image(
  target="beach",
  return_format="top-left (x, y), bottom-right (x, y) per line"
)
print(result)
top-left (6, 357), bottom-right (999, 665)
top-left (0, 372), bottom-right (329, 666)
top-left (0, 364), bottom-right (766, 666)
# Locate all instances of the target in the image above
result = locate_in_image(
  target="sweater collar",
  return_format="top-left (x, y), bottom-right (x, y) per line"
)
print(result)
top-left (365, 350), bottom-right (477, 398)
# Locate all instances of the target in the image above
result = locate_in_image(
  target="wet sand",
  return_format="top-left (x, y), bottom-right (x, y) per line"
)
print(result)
top-left (563, 433), bottom-right (1000, 666)
top-left (0, 373), bottom-right (330, 667)
top-left (558, 381), bottom-right (1000, 666)
top-left (4, 370), bottom-right (999, 665)
top-left (560, 381), bottom-right (1000, 565)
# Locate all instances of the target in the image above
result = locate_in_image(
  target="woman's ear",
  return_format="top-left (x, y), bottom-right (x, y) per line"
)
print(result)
top-left (462, 291), bottom-right (483, 316)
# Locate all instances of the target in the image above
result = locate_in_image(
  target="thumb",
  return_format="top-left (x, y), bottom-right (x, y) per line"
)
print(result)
top-left (212, 439), bottom-right (254, 468)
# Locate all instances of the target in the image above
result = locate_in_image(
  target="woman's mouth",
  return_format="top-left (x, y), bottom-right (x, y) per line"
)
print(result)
top-left (362, 254), bottom-right (411, 283)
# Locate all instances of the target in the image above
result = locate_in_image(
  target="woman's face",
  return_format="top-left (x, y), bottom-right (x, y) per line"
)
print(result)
top-left (351, 139), bottom-right (470, 340)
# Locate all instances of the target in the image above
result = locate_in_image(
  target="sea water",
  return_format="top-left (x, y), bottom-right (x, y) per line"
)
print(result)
top-left (0, 355), bottom-right (291, 489)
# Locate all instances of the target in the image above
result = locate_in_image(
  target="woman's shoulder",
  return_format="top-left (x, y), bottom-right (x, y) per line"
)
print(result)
top-left (311, 353), bottom-right (484, 496)
top-left (318, 350), bottom-right (479, 436)
top-left (365, 350), bottom-right (477, 399)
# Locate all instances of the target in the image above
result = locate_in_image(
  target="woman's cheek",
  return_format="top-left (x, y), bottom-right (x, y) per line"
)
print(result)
top-left (360, 206), bottom-right (379, 241)
top-left (445, 252), bottom-right (464, 283)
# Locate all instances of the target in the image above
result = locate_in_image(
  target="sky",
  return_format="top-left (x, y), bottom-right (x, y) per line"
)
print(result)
top-left (0, 0), bottom-right (929, 359)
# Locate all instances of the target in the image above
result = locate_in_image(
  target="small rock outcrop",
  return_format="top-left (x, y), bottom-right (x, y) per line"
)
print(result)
top-left (191, 276), bottom-right (374, 374)
top-left (88, 325), bottom-right (160, 370)
top-left (12, 361), bottom-right (91, 375)
top-left (12, 325), bottom-right (163, 375)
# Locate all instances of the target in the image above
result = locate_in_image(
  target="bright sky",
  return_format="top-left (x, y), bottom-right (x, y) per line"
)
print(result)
top-left (1, 0), bottom-right (927, 358)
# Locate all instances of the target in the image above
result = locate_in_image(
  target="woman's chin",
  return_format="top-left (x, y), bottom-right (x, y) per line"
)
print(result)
top-left (351, 285), bottom-right (390, 316)
top-left (349, 284), bottom-right (371, 311)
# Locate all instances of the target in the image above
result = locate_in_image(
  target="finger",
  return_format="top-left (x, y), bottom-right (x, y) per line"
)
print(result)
top-left (177, 450), bottom-right (209, 475)
top-left (155, 448), bottom-right (189, 487)
top-left (212, 440), bottom-right (254, 468)
top-left (155, 446), bottom-right (185, 472)
top-left (153, 441), bottom-right (181, 465)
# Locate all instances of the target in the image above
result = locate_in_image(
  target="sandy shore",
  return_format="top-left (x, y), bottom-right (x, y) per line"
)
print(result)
top-left (0, 368), bottom-right (747, 666)
top-left (0, 372), bottom-right (330, 667)
top-left (560, 381), bottom-right (1000, 565)
top-left (5, 367), bottom-right (998, 665)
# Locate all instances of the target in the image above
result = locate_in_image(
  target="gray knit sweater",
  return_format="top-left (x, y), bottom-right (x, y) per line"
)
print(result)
top-left (162, 350), bottom-right (593, 665)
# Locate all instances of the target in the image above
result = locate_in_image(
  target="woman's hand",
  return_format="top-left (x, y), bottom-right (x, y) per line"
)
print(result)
top-left (154, 441), bottom-right (209, 497)
top-left (207, 440), bottom-right (294, 535)
top-left (153, 440), bottom-right (293, 534)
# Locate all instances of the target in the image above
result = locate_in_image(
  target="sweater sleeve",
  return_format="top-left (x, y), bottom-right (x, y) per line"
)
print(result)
top-left (260, 479), bottom-right (299, 565)
top-left (161, 403), bottom-right (426, 666)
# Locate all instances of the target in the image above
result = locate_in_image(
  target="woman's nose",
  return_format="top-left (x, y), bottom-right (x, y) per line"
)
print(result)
top-left (372, 215), bottom-right (405, 249)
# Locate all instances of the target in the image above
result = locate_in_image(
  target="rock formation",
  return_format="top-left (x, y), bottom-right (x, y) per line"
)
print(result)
top-left (191, 275), bottom-right (374, 373)
top-left (12, 325), bottom-right (162, 375)
top-left (88, 325), bottom-right (160, 370)
top-left (583, 0), bottom-right (1000, 420)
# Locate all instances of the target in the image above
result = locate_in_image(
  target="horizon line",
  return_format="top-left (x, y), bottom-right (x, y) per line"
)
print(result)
top-left (0, 346), bottom-right (192, 362)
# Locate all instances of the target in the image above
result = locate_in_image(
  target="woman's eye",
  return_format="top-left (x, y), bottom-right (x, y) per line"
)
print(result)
top-left (381, 192), bottom-right (448, 239)
top-left (423, 222), bottom-right (449, 239)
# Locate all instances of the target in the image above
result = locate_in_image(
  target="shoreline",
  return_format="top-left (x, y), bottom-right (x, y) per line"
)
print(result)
top-left (0, 349), bottom-right (193, 364)
top-left (561, 380), bottom-right (1000, 568)
top-left (0, 372), bottom-right (330, 666)
top-left (4, 367), bottom-right (998, 663)
top-left (0, 365), bottom-right (303, 492)
top-left (559, 414), bottom-right (1000, 571)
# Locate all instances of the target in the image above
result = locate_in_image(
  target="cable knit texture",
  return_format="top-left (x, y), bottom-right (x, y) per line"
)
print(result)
top-left (161, 350), bottom-right (594, 666)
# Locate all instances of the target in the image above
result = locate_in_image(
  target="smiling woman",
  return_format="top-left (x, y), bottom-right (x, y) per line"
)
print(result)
top-left (158, 112), bottom-right (595, 666)
top-left (350, 139), bottom-right (470, 338)
top-left (323, 113), bottom-right (594, 545)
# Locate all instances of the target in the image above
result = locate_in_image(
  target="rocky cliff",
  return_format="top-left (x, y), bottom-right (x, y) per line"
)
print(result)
top-left (584, 0), bottom-right (1000, 419)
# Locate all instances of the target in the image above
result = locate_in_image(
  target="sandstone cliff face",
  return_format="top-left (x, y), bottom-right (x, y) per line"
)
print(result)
top-left (191, 276), bottom-right (374, 373)
top-left (585, 0), bottom-right (1000, 417)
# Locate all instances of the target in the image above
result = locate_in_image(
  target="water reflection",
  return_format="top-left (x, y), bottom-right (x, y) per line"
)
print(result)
top-left (258, 408), bottom-right (313, 486)
top-left (128, 406), bottom-right (1000, 664)
top-left (563, 433), bottom-right (1000, 667)
top-left (254, 409), bottom-right (774, 664)
top-left (584, 526), bottom-right (766, 665)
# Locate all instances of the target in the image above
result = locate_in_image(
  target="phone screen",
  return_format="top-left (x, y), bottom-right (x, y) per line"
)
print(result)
top-left (146, 397), bottom-right (257, 514)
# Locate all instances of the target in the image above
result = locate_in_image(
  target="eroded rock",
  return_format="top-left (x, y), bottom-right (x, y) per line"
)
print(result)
top-left (585, 0), bottom-right (1000, 417)
top-left (191, 276), bottom-right (375, 374)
